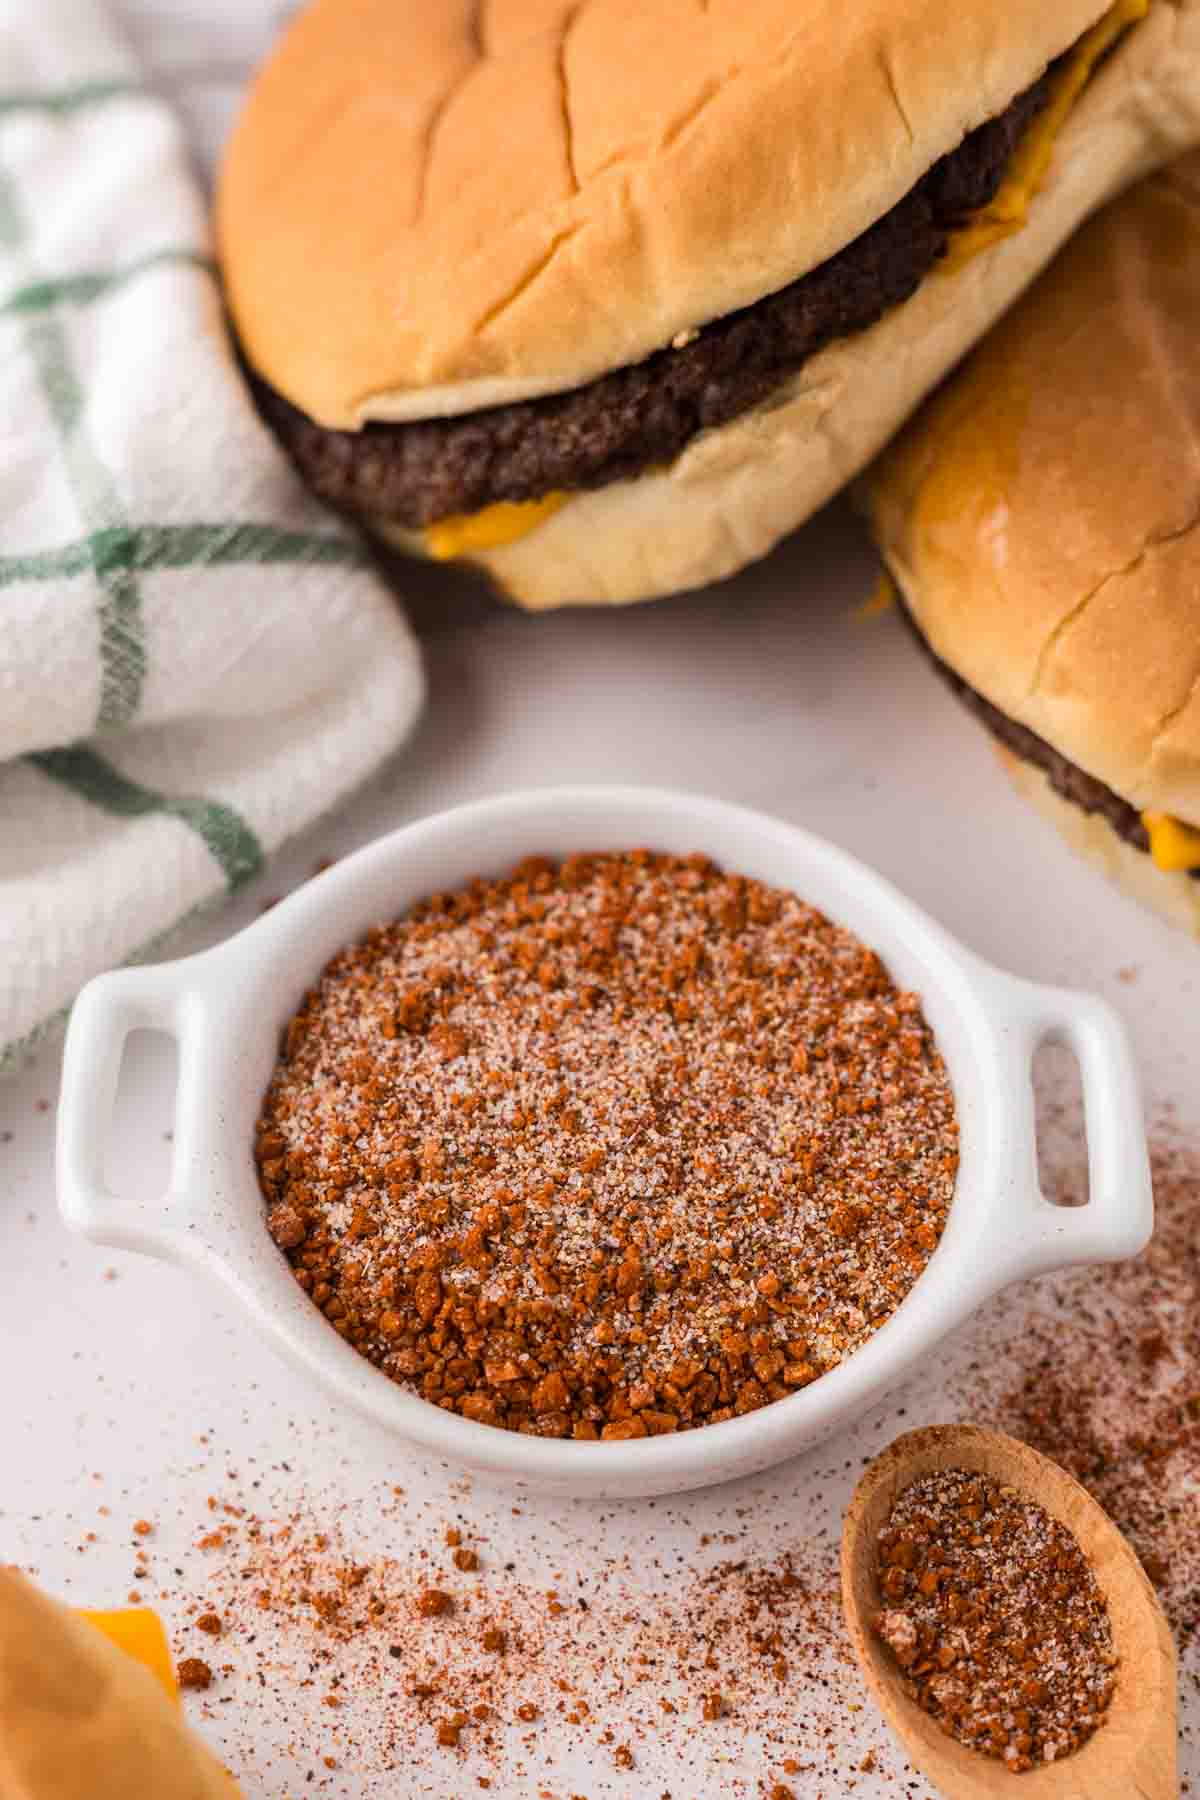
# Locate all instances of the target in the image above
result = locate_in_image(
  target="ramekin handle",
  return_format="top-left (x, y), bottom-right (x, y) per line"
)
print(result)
top-left (57, 962), bottom-right (208, 1257)
top-left (985, 970), bottom-right (1152, 1278)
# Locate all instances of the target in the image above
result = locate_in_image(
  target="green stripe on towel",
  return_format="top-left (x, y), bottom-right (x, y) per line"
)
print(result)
top-left (0, 522), bottom-right (368, 587)
top-left (0, 160), bottom-right (147, 729)
top-left (0, 81), bottom-right (146, 120)
top-left (29, 745), bottom-right (265, 890)
top-left (1, 250), bottom-right (217, 315)
top-left (22, 306), bottom-right (144, 732)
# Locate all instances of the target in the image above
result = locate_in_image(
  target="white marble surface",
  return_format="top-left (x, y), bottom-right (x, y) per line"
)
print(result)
top-left (2, 6), bottom-right (1197, 1796)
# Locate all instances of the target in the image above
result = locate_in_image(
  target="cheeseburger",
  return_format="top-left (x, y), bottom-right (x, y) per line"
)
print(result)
top-left (866, 153), bottom-right (1200, 934)
top-left (218, 0), bottom-right (1199, 609)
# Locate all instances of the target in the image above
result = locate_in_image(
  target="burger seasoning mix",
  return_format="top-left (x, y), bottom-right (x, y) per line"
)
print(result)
top-left (872, 1467), bottom-right (1117, 1772)
top-left (126, 1130), bottom-right (1197, 1787)
top-left (255, 851), bottom-right (958, 1438)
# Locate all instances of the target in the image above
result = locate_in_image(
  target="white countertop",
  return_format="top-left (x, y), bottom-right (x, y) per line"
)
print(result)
top-left (2, 6), bottom-right (1197, 1797)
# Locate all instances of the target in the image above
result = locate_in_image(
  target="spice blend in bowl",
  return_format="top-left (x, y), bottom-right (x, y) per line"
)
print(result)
top-left (872, 1467), bottom-right (1117, 1772)
top-left (255, 851), bottom-right (958, 1440)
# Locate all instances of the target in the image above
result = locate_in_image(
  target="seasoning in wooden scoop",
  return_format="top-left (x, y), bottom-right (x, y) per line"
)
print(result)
top-left (872, 1466), bottom-right (1117, 1771)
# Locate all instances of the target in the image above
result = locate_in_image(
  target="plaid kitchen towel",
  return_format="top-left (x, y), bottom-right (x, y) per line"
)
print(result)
top-left (0, 0), bottom-right (424, 1068)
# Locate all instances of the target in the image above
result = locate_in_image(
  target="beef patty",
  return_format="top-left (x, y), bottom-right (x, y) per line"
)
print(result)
top-left (253, 72), bottom-right (1053, 529)
top-left (901, 603), bottom-right (1196, 874)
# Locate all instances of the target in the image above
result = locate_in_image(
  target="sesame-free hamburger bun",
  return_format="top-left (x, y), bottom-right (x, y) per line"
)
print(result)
top-left (0, 1569), bottom-right (233, 1799)
top-left (865, 152), bottom-right (1200, 934)
top-left (218, 0), bottom-right (1200, 608)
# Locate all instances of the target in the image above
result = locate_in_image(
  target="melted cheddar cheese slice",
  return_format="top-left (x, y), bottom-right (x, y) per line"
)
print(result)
top-left (1142, 812), bottom-right (1200, 872)
top-left (425, 0), bottom-right (1147, 560)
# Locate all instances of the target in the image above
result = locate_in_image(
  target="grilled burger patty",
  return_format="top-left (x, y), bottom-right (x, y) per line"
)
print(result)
top-left (903, 606), bottom-right (1188, 871)
top-left (253, 72), bottom-right (1052, 530)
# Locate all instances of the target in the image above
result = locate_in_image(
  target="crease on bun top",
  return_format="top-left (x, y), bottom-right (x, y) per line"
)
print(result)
top-left (216, 0), bottom-right (1113, 429)
top-left (865, 148), bottom-right (1200, 827)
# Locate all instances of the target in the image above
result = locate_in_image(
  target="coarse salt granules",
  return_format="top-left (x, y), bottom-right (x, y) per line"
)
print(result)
top-left (873, 1467), bottom-right (1116, 1772)
top-left (255, 851), bottom-right (957, 1438)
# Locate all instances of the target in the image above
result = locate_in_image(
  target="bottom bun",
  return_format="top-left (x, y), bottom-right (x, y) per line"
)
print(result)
top-left (999, 748), bottom-right (1200, 938)
top-left (379, 2), bottom-right (1198, 610)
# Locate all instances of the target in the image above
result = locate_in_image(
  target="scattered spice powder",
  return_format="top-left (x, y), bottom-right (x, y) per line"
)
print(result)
top-left (872, 1467), bottom-right (1116, 1771)
top-left (965, 1127), bottom-right (1200, 1651)
top-left (165, 1492), bottom-right (846, 1783)
top-left (256, 851), bottom-right (957, 1439)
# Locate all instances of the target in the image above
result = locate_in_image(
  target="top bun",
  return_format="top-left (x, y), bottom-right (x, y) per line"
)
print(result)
top-left (217, 0), bottom-right (1109, 430)
top-left (866, 153), bottom-right (1200, 825)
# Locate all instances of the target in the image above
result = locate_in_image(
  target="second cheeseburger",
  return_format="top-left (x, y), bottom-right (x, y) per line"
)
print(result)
top-left (866, 153), bottom-right (1200, 934)
top-left (218, 0), bottom-right (1199, 610)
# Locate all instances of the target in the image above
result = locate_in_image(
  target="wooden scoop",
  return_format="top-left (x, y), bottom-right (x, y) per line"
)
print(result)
top-left (841, 1424), bottom-right (1177, 1799)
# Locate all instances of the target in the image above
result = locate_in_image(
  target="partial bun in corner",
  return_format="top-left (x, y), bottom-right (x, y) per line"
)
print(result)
top-left (0, 1569), bottom-right (234, 1800)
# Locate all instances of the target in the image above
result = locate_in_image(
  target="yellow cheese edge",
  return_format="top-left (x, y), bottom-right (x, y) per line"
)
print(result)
top-left (424, 492), bottom-right (568, 560)
top-left (940, 0), bottom-right (1148, 274)
top-left (852, 570), bottom-right (899, 622)
top-left (424, 0), bottom-right (1145, 561)
top-left (1142, 812), bottom-right (1200, 872)
top-left (78, 1607), bottom-right (178, 1700)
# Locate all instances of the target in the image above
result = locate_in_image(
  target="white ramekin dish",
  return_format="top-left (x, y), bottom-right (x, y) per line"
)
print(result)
top-left (57, 787), bottom-right (1151, 1500)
